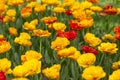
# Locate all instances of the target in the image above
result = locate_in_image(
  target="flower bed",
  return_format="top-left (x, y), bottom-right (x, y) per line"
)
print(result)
top-left (0, 0), bottom-right (120, 80)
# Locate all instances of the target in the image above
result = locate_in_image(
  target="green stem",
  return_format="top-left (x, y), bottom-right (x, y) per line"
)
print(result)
top-left (66, 59), bottom-right (70, 80)
top-left (99, 53), bottom-right (105, 65)
top-left (0, 53), bottom-right (6, 59)
top-left (20, 46), bottom-right (23, 55)
top-left (79, 66), bottom-right (84, 80)
top-left (71, 60), bottom-right (79, 80)
top-left (39, 37), bottom-right (42, 53)
top-left (106, 55), bottom-right (111, 80)
top-left (39, 73), bottom-right (42, 80)
top-left (104, 54), bottom-right (111, 80)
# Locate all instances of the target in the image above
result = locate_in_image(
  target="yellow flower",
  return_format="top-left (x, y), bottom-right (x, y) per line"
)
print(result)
top-left (57, 46), bottom-right (81, 60)
top-left (77, 53), bottom-right (96, 68)
top-left (102, 34), bottom-right (116, 42)
top-left (47, 24), bottom-right (53, 29)
top-left (53, 7), bottom-right (65, 13)
top-left (9, 27), bottom-right (18, 36)
top-left (25, 0), bottom-right (36, 2)
top-left (109, 69), bottom-right (120, 80)
top-left (3, 15), bottom-right (11, 23)
top-left (85, 9), bottom-right (94, 16)
top-left (13, 65), bottom-right (29, 77)
top-left (0, 34), bottom-right (4, 38)
top-left (63, 0), bottom-right (75, 7)
top-left (42, 64), bottom-right (61, 80)
top-left (14, 32), bottom-right (32, 46)
top-left (12, 78), bottom-right (29, 80)
top-left (40, 16), bottom-right (57, 25)
top-left (84, 33), bottom-right (101, 47)
top-left (68, 51), bottom-right (81, 60)
top-left (32, 29), bottom-right (51, 38)
top-left (3, 15), bottom-right (15, 22)
top-left (0, 35), bottom-right (11, 54)
top-left (51, 37), bottom-right (70, 51)
top-left (112, 61), bottom-right (120, 70)
top-left (82, 66), bottom-right (106, 80)
top-left (23, 19), bottom-right (38, 31)
top-left (3, 9), bottom-right (16, 22)
top-left (0, 0), bottom-right (7, 4)
top-left (21, 7), bottom-right (32, 18)
top-left (27, 2), bottom-right (38, 8)
top-left (117, 8), bottom-right (120, 14)
top-left (86, 0), bottom-right (99, 4)
top-left (70, 1), bottom-right (92, 11)
top-left (11, 17), bottom-right (16, 22)
top-left (79, 17), bottom-right (94, 28)
top-left (57, 46), bottom-right (77, 57)
top-left (19, 32), bottom-right (31, 39)
top-left (34, 4), bottom-right (47, 13)
top-left (30, 19), bottom-right (38, 25)
top-left (0, 4), bottom-right (7, 15)
top-left (80, 1), bottom-right (93, 9)
top-left (52, 22), bottom-right (66, 31)
top-left (90, 6), bottom-right (103, 12)
top-left (21, 50), bottom-right (42, 63)
top-left (72, 10), bottom-right (87, 21)
top-left (13, 59), bottom-right (41, 77)
top-left (0, 58), bottom-right (12, 74)
top-left (41, 0), bottom-right (60, 5)
top-left (70, 2), bottom-right (82, 11)
top-left (0, 41), bottom-right (11, 54)
top-left (22, 59), bottom-right (41, 76)
top-left (6, 9), bottom-right (16, 17)
top-left (98, 42), bottom-right (118, 54)
top-left (7, 0), bottom-right (24, 6)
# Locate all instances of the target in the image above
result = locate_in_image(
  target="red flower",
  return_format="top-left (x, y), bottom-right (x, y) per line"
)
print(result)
top-left (103, 5), bottom-right (117, 15)
top-left (64, 30), bottom-right (77, 40)
top-left (81, 45), bottom-right (98, 55)
top-left (87, 0), bottom-right (99, 4)
top-left (114, 26), bottom-right (120, 33)
top-left (0, 37), bottom-right (6, 45)
top-left (115, 34), bottom-right (120, 40)
top-left (65, 10), bottom-right (72, 16)
top-left (57, 30), bottom-right (77, 40)
top-left (104, 8), bottom-right (117, 15)
top-left (0, 16), bottom-right (4, 21)
top-left (56, 30), bottom-right (65, 37)
top-left (69, 20), bottom-right (83, 30)
top-left (103, 4), bottom-right (113, 10)
top-left (113, 26), bottom-right (120, 40)
top-left (0, 72), bottom-right (6, 80)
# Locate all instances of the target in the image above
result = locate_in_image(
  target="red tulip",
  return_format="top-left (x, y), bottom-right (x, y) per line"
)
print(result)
top-left (104, 8), bottom-right (117, 15)
top-left (115, 34), bottom-right (120, 40)
top-left (81, 45), bottom-right (98, 55)
top-left (57, 30), bottom-right (65, 37)
top-left (0, 16), bottom-right (4, 21)
top-left (70, 20), bottom-right (83, 30)
top-left (103, 4), bottom-right (113, 10)
top-left (64, 30), bottom-right (77, 40)
top-left (0, 71), bottom-right (6, 80)
top-left (65, 10), bottom-right (72, 16)
top-left (114, 26), bottom-right (120, 33)
top-left (57, 30), bottom-right (77, 40)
